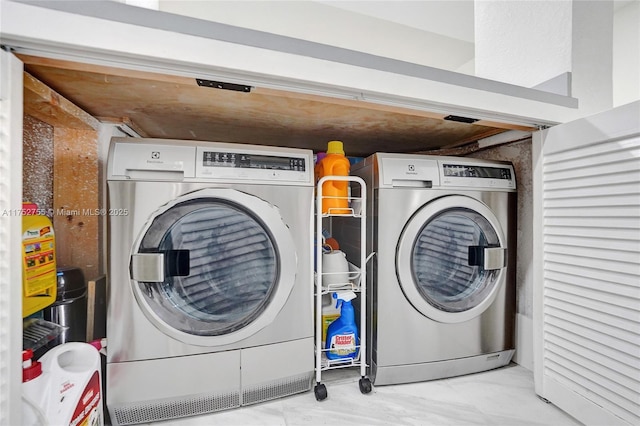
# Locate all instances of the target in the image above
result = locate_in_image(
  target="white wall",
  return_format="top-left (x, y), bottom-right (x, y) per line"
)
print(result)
top-left (120, 0), bottom-right (159, 9)
top-left (613, 0), bottom-right (640, 106)
top-left (157, 0), bottom-right (475, 73)
top-left (571, 0), bottom-right (614, 115)
top-left (318, 1), bottom-right (475, 43)
top-left (474, 0), bottom-right (572, 88)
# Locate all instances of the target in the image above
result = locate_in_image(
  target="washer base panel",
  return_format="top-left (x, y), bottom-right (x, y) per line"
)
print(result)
top-left (107, 338), bottom-right (313, 425)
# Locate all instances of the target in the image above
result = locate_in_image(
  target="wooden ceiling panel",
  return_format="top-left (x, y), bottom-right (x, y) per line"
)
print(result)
top-left (22, 57), bottom-right (522, 157)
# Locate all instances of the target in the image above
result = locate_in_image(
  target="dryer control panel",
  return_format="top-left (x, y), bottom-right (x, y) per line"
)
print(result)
top-left (361, 153), bottom-right (516, 191)
top-left (440, 161), bottom-right (516, 190)
top-left (442, 164), bottom-right (512, 180)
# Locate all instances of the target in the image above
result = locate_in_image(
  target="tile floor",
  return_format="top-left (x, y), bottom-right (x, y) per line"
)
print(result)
top-left (143, 364), bottom-right (581, 425)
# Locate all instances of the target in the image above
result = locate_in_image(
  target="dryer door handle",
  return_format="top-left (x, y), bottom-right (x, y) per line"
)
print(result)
top-left (483, 247), bottom-right (507, 270)
top-left (468, 246), bottom-right (507, 270)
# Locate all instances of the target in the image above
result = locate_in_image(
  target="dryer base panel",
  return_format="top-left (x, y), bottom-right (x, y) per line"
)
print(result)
top-left (372, 349), bottom-right (515, 386)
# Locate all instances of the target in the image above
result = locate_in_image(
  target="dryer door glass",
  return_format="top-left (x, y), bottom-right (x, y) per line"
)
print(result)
top-left (412, 208), bottom-right (500, 313)
top-left (136, 197), bottom-right (278, 336)
top-left (397, 194), bottom-right (508, 323)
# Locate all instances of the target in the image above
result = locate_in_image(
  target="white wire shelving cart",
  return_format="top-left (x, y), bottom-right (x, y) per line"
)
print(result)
top-left (313, 175), bottom-right (371, 401)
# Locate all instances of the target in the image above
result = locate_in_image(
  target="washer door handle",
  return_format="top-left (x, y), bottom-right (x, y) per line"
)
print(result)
top-left (131, 253), bottom-right (164, 282)
top-left (468, 246), bottom-right (507, 270)
top-left (131, 250), bottom-right (190, 282)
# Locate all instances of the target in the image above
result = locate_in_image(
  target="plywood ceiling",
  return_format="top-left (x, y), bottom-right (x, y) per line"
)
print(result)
top-left (21, 55), bottom-right (531, 157)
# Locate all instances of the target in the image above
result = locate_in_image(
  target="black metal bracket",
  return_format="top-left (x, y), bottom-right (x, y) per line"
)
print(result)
top-left (196, 79), bottom-right (252, 93)
top-left (443, 115), bottom-right (479, 124)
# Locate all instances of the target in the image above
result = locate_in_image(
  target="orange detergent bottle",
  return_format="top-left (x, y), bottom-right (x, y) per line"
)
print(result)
top-left (316, 141), bottom-right (351, 214)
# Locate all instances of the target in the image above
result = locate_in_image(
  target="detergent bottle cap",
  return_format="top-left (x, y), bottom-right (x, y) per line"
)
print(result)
top-left (22, 349), bottom-right (42, 382)
top-left (326, 141), bottom-right (345, 156)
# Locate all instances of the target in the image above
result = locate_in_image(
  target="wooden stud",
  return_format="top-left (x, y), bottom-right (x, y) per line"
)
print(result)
top-left (52, 127), bottom-right (100, 280)
top-left (23, 72), bottom-right (100, 130)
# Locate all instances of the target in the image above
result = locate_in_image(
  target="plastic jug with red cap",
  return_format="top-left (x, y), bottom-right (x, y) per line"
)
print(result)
top-left (22, 342), bottom-right (104, 426)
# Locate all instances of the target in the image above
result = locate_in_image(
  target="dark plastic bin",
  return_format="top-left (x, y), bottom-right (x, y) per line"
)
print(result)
top-left (43, 267), bottom-right (87, 346)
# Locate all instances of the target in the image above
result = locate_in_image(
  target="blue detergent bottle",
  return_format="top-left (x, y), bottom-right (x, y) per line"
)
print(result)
top-left (325, 291), bottom-right (359, 360)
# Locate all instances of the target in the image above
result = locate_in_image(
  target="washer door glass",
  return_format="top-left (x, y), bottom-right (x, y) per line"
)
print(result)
top-left (131, 189), bottom-right (296, 345)
top-left (397, 195), bottom-right (507, 323)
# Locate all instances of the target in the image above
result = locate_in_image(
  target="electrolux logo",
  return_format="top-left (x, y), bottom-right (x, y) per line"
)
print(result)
top-left (406, 164), bottom-right (417, 175)
top-left (148, 151), bottom-right (162, 164)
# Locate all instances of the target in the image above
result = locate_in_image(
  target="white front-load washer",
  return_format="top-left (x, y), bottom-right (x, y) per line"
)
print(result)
top-left (341, 153), bottom-right (517, 386)
top-left (106, 138), bottom-right (314, 425)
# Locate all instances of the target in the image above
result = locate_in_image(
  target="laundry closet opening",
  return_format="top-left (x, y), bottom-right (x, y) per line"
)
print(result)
top-left (20, 54), bottom-right (536, 370)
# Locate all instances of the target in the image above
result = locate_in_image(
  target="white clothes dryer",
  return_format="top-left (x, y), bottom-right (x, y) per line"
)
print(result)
top-left (343, 153), bottom-right (517, 386)
top-left (106, 138), bottom-right (314, 424)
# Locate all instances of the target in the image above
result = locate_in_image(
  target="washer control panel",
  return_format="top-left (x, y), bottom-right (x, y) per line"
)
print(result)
top-left (107, 138), bottom-right (313, 185)
top-left (440, 162), bottom-right (515, 189)
top-left (196, 147), bottom-right (311, 183)
top-left (201, 151), bottom-right (306, 172)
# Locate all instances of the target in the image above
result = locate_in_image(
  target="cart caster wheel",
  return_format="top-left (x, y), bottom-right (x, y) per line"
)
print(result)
top-left (314, 383), bottom-right (328, 401)
top-left (359, 377), bottom-right (372, 394)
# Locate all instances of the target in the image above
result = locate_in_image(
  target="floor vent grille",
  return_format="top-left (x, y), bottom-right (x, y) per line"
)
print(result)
top-left (112, 391), bottom-right (240, 425)
top-left (242, 373), bottom-right (312, 405)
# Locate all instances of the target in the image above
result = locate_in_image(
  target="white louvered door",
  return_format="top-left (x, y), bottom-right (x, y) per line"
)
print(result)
top-left (0, 49), bottom-right (24, 426)
top-left (533, 101), bottom-right (640, 426)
